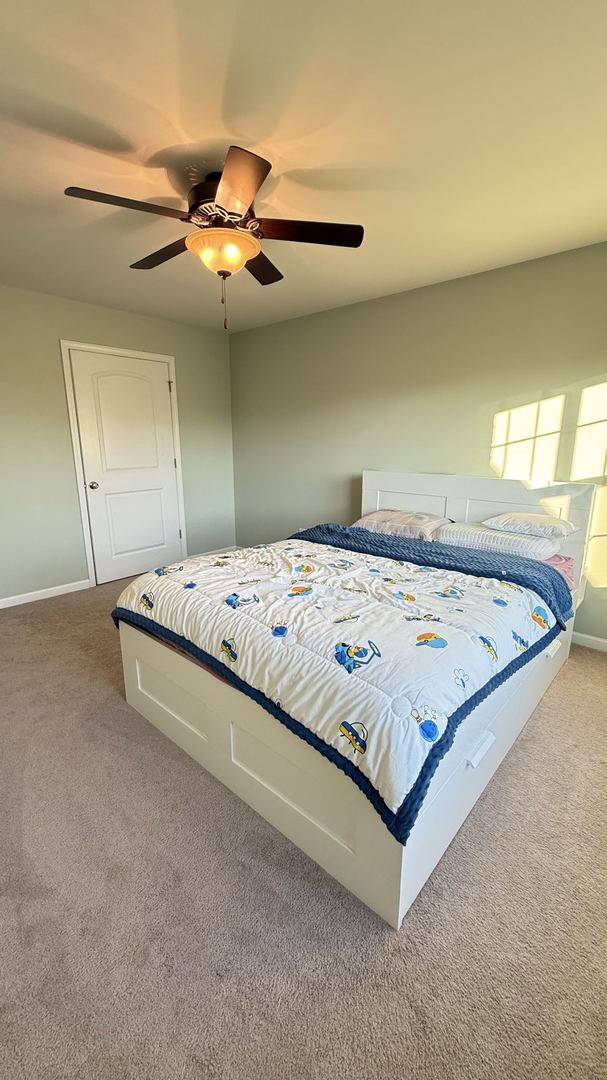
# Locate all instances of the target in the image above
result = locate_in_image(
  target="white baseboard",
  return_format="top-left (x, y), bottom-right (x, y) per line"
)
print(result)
top-left (0, 550), bottom-right (237, 611)
top-left (0, 579), bottom-right (92, 610)
top-left (572, 631), bottom-right (607, 653)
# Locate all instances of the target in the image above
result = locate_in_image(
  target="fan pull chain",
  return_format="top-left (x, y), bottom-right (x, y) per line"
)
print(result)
top-left (219, 271), bottom-right (229, 331)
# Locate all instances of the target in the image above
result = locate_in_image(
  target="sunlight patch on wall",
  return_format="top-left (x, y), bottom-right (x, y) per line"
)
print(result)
top-left (569, 382), bottom-right (607, 588)
top-left (490, 395), bottom-right (564, 483)
top-left (571, 381), bottom-right (607, 481)
top-left (586, 488), bottom-right (607, 588)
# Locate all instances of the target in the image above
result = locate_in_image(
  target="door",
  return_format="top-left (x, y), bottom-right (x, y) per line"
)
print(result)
top-left (70, 348), bottom-right (184, 584)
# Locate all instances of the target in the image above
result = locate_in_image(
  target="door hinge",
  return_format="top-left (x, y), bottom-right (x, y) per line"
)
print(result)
top-left (174, 457), bottom-right (177, 468)
top-left (168, 379), bottom-right (173, 393)
top-left (179, 528), bottom-right (182, 539)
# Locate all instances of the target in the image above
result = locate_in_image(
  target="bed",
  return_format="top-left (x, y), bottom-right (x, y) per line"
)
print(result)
top-left (113, 472), bottom-right (595, 927)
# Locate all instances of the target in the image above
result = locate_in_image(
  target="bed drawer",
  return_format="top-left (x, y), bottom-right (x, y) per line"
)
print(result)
top-left (120, 615), bottom-right (573, 929)
top-left (419, 623), bottom-right (573, 813)
top-left (399, 622), bottom-right (572, 918)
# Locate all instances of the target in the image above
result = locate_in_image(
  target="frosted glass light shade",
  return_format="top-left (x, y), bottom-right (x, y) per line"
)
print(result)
top-left (185, 227), bottom-right (261, 275)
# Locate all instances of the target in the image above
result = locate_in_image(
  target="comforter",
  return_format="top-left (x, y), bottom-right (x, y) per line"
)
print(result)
top-left (112, 525), bottom-right (572, 844)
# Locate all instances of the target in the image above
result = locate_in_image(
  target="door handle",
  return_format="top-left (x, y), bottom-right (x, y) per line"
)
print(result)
top-left (88, 481), bottom-right (99, 490)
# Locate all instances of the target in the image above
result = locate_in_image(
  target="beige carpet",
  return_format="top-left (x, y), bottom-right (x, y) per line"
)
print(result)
top-left (1, 582), bottom-right (606, 1080)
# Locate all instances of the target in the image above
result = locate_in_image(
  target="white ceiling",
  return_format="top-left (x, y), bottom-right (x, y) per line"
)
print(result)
top-left (1, 1), bottom-right (606, 332)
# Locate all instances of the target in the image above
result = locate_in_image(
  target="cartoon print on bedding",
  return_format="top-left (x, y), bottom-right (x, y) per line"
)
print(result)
top-left (434, 585), bottom-right (464, 600)
top-left (225, 592), bottom-right (260, 609)
top-left (532, 606), bottom-right (549, 630)
top-left (288, 583), bottom-right (313, 597)
top-left (339, 721), bottom-right (368, 754)
top-left (479, 635), bottom-right (498, 661)
top-left (220, 638), bottom-right (238, 662)
top-left (512, 630), bottom-right (529, 652)
top-left (416, 632), bottom-right (448, 649)
top-left (453, 667), bottom-right (470, 689)
top-left (334, 640), bottom-right (381, 673)
top-left (411, 706), bottom-right (440, 743)
top-left (114, 528), bottom-right (569, 846)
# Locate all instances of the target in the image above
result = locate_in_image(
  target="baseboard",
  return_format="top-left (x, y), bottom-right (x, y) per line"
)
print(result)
top-left (572, 631), bottom-right (607, 653)
top-left (0, 579), bottom-right (92, 610)
top-left (0, 551), bottom-right (237, 611)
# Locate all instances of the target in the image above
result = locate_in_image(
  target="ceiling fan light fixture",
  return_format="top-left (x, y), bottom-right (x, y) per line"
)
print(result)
top-left (185, 227), bottom-right (261, 275)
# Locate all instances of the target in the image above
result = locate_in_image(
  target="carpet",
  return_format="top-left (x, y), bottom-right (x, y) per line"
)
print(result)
top-left (1, 581), bottom-right (605, 1080)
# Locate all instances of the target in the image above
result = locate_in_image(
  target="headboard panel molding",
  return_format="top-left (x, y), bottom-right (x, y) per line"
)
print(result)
top-left (360, 471), bottom-right (596, 589)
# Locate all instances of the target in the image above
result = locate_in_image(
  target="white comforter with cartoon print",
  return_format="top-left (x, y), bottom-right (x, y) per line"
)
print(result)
top-left (114, 537), bottom-right (559, 836)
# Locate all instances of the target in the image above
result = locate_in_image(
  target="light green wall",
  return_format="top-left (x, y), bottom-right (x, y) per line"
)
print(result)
top-left (0, 284), bottom-right (234, 599)
top-left (230, 243), bottom-right (607, 640)
top-left (3, 247), bottom-right (606, 637)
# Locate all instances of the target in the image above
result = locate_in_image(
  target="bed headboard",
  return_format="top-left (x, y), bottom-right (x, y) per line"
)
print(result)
top-left (361, 471), bottom-right (596, 589)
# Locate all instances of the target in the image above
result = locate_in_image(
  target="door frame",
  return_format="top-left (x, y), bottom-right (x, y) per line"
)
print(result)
top-left (61, 339), bottom-right (188, 587)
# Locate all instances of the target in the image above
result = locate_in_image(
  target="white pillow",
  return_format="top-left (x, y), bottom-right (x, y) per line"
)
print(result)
top-left (434, 522), bottom-right (560, 559)
top-left (352, 509), bottom-right (450, 541)
top-left (482, 511), bottom-right (577, 539)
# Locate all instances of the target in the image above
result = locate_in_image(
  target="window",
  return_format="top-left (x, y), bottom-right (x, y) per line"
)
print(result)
top-left (490, 395), bottom-right (564, 484)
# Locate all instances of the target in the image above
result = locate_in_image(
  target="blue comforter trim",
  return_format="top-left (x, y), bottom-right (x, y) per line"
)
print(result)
top-left (113, 515), bottom-right (567, 844)
top-left (112, 605), bottom-right (405, 836)
top-left (291, 523), bottom-right (574, 626)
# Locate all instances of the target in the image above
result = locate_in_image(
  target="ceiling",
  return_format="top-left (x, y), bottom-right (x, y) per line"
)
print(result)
top-left (1, 0), bottom-right (606, 332)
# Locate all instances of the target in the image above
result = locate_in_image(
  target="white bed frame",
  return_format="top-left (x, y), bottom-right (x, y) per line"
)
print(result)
top-left (119, 472), bottom-right (595, 928)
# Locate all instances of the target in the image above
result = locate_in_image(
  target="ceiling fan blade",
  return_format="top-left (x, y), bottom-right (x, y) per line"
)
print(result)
top-left (65, 186), bottom-right (189, 221)
top-left (130, 235), bottom-right (190, 270)
top-left (246, 251), bottom-right (283, 285)
top-left (214, 146), bottom-right (272, 217)
top-left (256, 218), bottom-right (364, 248)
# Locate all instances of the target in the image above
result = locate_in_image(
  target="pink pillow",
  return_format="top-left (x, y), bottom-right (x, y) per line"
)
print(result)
top-left (544, 553), bottom-right (576, 589)
top-left (352, 509), bottom-right (451, 541)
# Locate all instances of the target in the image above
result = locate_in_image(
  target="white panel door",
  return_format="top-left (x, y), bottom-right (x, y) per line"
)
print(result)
top-left (70, 349), bottom-right (184, 583)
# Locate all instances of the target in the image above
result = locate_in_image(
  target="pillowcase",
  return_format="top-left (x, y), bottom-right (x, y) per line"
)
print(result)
top-left (352, 509), bottom-right (450, 541)
top-left (482, 511), bottom-right (577, 540)
top-left (434, 522), bottom-right (560, 560)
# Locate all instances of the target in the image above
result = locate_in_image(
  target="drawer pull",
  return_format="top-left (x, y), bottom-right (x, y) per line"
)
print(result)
top-left (466, 731), bottom-right (496, 769)
top-left (544, 638), bottom-right (562, 659)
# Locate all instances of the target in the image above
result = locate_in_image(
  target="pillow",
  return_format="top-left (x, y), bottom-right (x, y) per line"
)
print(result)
top-left (352, 509), bottom-right (451, 541)
top-left (482, 511), bottom-right (577, 539)
top-left (434, 522), bottom-right (560, 559)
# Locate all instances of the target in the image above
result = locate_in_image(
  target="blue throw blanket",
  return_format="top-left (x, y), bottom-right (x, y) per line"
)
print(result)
top-left (292, 523), bottom-right (574, 627)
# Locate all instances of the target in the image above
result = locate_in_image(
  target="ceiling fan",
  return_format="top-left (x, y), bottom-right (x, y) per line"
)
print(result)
top-left (65, 146), bottom-right (364, 305)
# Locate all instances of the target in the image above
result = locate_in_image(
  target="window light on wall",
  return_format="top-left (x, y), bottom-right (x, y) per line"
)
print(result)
top-left (490, 395), bottom-right (564, 483)
top-left (571, 382), bottom-right (607, 588)
top-left (571, 381), bottom-right (607, 481)
top-left (490, 383), bottom-right (607, 587)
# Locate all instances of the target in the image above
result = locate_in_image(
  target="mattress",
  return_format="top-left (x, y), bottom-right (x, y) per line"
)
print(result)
top-left (113, 525), bottom-right (573, 844)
